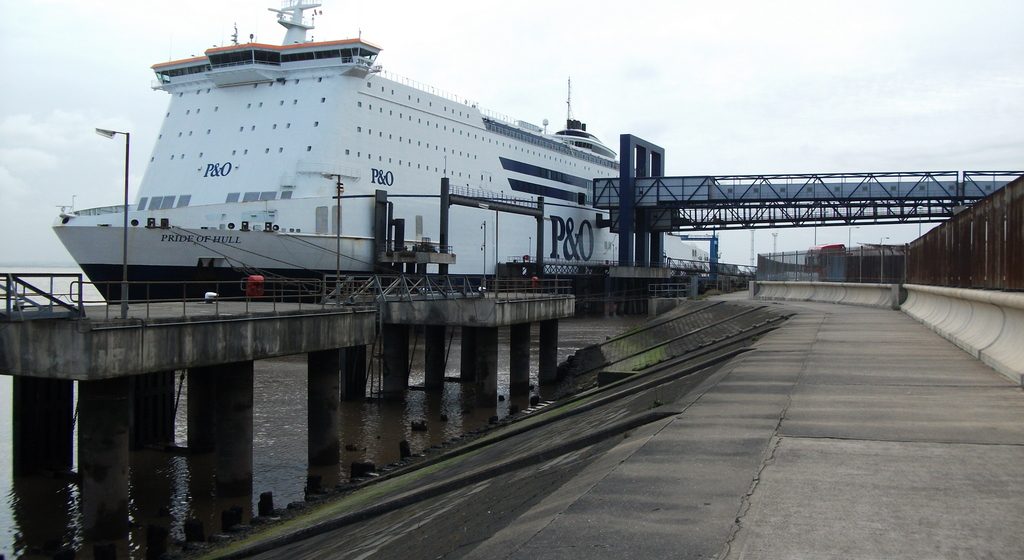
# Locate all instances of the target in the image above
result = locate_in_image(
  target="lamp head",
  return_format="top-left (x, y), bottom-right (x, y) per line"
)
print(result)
top-left (95, 128), bottom-right (122, 139)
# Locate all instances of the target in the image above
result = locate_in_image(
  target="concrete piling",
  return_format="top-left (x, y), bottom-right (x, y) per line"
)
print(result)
top-left (460, 326), bottom-right (478, 382)
top-left (381, 324), bottom-right (410, 399)
top-left (307, 350), bottom-right (341, 466)
top-left (213, 361), bottom-right (254, 497)
top-left (341, 345), bottom-right (368, 401)
top-left (509, 323), bottom-right (531, 394)
top-left (186, 368), bottom-right (217, 453)
top-left (474, 327), bottom-right (499, 406)
top-left (424, 325), bottom-right (447, 390)
top-left (78, 376), bottom-right (130, 541)
top-left (129, 370), bottom-right (175, 449)
top-left (12, 376), bottom-right (73, 475)
top-left (539, 319), bottom-right (559, 384)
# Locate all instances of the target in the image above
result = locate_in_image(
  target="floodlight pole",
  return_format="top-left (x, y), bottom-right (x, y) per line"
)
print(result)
top-left (323, 173), bottom-right (344, 302)
top-left (96, 128), bottom-right (131, 319)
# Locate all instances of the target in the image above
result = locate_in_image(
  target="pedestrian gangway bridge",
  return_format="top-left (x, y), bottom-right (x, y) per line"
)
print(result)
top-left (594, 170), bottom-right (1023, 232)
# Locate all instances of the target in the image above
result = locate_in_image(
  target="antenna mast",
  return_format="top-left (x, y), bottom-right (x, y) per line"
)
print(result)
top-left (566, 77), bottom-right (573, 122)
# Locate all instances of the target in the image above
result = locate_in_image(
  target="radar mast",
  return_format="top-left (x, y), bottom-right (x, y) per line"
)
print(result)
top-left (268, 0), bottom-right (323, 44)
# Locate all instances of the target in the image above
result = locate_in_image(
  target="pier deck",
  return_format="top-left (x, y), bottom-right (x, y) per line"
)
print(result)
top-left (476, 298), bottom-right (1024, 559)
top-left (224, 297), bottom-right (1024, 559)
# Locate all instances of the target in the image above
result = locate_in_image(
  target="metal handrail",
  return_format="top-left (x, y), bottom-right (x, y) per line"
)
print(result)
top-left (324, 274), bottom-right (574, 304)
top-left (1, 273), bottom-right (84, 320)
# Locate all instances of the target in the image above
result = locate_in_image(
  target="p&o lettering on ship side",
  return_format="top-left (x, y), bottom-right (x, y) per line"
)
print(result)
top-left (203, 162), bottom-right (233, 177)
top-left (549, 216), bottom-right (593, 261)
top-left (371, 168), bottom-right (394, 186)
top-left (160, 233), bottom-right (241, 244)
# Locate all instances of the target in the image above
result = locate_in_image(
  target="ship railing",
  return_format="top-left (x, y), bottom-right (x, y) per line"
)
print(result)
top-left (324, 274), bottom-right (574, 304)
top-left (648, 283), bottom-right (693, 298)
top-left (1, 273), bottom-right (85, 321)
top-left (448, 185), bottom-right (538, 208)
top-left (210, 59), bottom-right (281, 70)
top-left (377, 69), bottom-right (484, 111)
top-left (65, 277), bottom-right (371, 321)
top-left (380, 241), bottom-right (453, 254)
top-left (73, 205), bottom-right (124, 216)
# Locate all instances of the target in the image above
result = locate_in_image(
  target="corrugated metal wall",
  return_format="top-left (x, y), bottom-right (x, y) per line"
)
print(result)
top-left (907, 176), bottom-right (1023, 290)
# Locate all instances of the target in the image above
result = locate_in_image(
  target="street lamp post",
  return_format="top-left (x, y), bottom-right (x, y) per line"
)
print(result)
top-left (480, 221), bottom-right (487, 276)
top-left (880, 236), bottom-right (890, 282)
top-left (95, 128), bottom-right (130, 319)
top-left (322, 173), bottom-right (344, 302)
top-left (848, 226), bottom-right (860, 248)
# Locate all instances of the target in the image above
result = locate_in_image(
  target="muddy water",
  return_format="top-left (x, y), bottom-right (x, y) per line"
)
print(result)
top-left (1, 314), bottom-right (645, 559)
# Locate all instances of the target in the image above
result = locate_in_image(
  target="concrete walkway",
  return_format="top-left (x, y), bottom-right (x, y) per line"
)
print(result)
top-left (470, 300), bottom-right (1024, 559)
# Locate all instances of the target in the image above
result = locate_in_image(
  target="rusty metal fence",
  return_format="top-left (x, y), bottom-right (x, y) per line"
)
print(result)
top-left (907, 176), bottom-right (1023, 290)
top-left (756, 246), bottom-right (906, 284)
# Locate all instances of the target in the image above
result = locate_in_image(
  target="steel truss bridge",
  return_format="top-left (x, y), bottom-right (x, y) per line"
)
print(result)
top-left (594, 170), bottom-right (1022, 231)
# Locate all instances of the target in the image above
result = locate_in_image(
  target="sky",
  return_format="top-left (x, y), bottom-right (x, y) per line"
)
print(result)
top-left (1, 0), bottom-right (1021, 266)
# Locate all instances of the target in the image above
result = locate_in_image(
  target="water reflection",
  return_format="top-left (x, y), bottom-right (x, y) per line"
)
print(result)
top-left (0, 315), bottom-right (643, 558)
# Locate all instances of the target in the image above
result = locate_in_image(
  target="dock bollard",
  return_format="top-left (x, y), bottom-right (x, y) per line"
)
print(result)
top-left (93, 543), bottom-right (116, 560)
top-left (146, 525), bottom-right (168, 559)
top-left (350, 460), bottom-right (376, 479)
top-left (220, 506), bottom-right (243, 532)
top-left (184, 518), bottom-right (205, 542)
top-left (258, 492), bottom-right (275, 517)
top-left (305, 475), bottom-right (322, 496)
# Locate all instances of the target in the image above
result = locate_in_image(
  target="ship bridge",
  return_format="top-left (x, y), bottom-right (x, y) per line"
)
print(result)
top-left (152, 39), bottom-right (381, 88)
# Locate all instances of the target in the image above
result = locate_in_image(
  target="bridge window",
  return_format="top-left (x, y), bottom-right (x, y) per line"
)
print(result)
top-left (177, 195), bottom-right (191, 208)
top-left (226, 193), bottom-right (240, 203)
top-left (137, 198), bottom-right (148, 211)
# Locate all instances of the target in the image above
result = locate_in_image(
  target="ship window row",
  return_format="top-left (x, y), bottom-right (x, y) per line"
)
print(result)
top-left (355, 126), bottom-right (477, 160)
top-left (350, 150), bottom-right (486, 181)
top-left (224, 191), bottom-right (289, 203)
top-left (162, 119), bottom-right (306, 141)
top-left (366, 81), bottom-right (474, 122)
top-left (136, 195), bottom-right (191, 211)
top-left (360, 100), bottom-right (478, 139)
top-left (170, 96), bottom-right (323, 120)
top-left (160, 143), bottom-right (313, 162)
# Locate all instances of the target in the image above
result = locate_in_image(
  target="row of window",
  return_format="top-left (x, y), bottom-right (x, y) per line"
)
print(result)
top-left (159, 144), bottom-right (314, 162)
top-left (170, 76), bottom-right (325, 97)
top-left (367, 81), bottom-right (475, 122)
top-left (225, 191), bottom-right (294, 203)
top-left (137, 194), bottom-right (191, 211)
top-left (354, 126), bottom-right (477, 160)
top-left (359, 94), bottom-right (601, 173)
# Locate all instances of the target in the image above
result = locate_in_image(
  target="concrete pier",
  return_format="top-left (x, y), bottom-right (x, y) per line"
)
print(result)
top-left (509, 323), bottom-right (531, 394)
top-left (12, 377), bottom-right (73, 475)
top-left (341, 345), bottom-right (367, 401)
top-left (78, 377), bottom-right (130, 541)
top-left (474, 327), bottom-right (499, 406)
top-left (460, 326), bottom-right (477, 383)
top-left (307, 350), bottom-right (341, 466)
top-left (129, 370), bottom-right (175, 449)
top-left (187, 368), bottom-right (217, 453)
top-left (538, 319), bottom-right (559, 384)
top-left (424, 326), bottom-right (447, 390)
top-left (381, 324), bottom-right (410, 399)
top-left (213, 361), bottom-right (254, 497)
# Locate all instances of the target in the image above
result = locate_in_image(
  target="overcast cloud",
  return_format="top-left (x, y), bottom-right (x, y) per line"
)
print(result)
top-left (1, 0), bottom-right (1021, 266)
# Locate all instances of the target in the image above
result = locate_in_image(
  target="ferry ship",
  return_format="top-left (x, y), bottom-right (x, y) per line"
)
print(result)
top-left (55, 1), bottom-right (706, 297)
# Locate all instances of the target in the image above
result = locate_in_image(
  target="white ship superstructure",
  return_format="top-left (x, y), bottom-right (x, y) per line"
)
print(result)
top-left (55, 1), bottom-right (706, 293)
